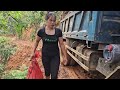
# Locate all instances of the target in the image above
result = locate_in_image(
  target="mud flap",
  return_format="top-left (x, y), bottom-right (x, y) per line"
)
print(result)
top-left (96, 58), bottom-right (120, 79)
top-left (105, 66), bottom-right (120, 79)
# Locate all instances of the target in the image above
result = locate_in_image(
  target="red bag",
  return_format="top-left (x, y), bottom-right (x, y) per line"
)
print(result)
top-left (26, 50), bottom-right (43, 79)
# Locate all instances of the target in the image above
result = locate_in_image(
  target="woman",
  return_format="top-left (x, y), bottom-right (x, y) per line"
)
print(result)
top-left (31, 12), bottom-right (67, 79)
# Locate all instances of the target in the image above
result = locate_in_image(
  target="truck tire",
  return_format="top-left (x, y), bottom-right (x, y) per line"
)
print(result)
top-left (63, 38), bottom-right (78, 66)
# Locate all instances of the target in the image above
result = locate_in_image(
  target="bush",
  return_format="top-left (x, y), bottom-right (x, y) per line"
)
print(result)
top-left (0, 64), bottom-right (5, 73)
top-left (0, 36), bottom-right (16, 64)
top-left (0, 36), bottom-right (17, 78)
top-left (1, 64), bottom-right (28, 79)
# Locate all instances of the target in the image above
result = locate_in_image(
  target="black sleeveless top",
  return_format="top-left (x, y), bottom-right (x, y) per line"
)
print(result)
top-left (37, 27), bottom-right (62, 56)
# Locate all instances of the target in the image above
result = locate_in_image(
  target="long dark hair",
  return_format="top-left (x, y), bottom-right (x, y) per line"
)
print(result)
top-left (45, 11), bottom-right (56, 21)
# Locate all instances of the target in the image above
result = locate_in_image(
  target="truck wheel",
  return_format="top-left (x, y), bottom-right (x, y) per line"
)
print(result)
top-left (62, 38), bottom-right (77, 66)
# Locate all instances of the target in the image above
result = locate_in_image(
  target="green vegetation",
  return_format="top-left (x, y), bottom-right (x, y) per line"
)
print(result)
top-left (0, 36), bottom-right (16, 78)
top-left (0, 11), bottom-right (45, 39)
top-left (0, 11), bottom-right (62, 79)
top-left (1, 64), bottom-right (28, 79)
top-left (0, 36), bottom-right (16, 64)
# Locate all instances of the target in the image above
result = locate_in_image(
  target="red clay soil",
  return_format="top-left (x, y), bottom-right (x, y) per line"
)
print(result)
top-left (5, 35), bottom-right (99, 79)
top-left (6, 39), bottom-right (93, 79)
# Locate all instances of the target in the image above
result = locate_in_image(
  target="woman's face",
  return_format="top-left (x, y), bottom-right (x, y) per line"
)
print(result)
top-left (47, 15), bottom-right (56, 29)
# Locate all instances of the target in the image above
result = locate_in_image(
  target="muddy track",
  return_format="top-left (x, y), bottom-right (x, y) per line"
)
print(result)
top-left (5, 37), bottom-right (104, 79)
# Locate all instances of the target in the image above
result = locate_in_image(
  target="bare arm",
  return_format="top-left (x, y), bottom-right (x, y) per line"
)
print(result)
top-left (58, 37), bottom-right (67, 60)
top-left (31, 36), bottom-right (41, 58)
top-left (33, 36), bottom-right (41, 52)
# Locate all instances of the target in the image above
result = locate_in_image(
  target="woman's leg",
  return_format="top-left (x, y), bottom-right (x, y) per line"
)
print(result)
top-left (46, 76), bottom-right (50, 79)
top-left (50, 55), bottom-right (60, 79)
top-left (42, 55), bottom-right (51, 79)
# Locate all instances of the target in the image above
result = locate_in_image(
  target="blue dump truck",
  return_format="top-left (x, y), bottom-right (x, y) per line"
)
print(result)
top-left (60, 11), bottom-right (120, 79)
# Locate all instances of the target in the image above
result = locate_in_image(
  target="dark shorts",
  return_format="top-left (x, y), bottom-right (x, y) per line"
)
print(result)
top-left (42, 55), bottom-right (60, 79)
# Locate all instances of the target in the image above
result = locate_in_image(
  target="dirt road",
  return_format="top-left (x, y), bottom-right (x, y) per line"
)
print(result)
top-left (4, 36), bottom-right (103, 79)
